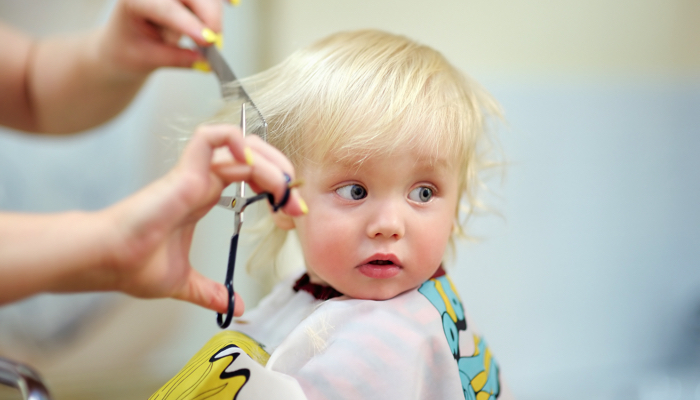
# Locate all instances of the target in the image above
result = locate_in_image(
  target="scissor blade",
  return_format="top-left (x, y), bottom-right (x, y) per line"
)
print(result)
top-left (199, 46), bottom-right (245, 99)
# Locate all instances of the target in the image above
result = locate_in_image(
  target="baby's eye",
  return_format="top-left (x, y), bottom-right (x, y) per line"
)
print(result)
top-left (408, 186), bottom-right (434, 203)
top-left (336, 184), bottom-right (368, 200)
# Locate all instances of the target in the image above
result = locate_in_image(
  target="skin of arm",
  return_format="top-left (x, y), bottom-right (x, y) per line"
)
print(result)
top-left (0, 0), bottom-right (224, 134)
top-left (0, 124), bottom-right (307, 314)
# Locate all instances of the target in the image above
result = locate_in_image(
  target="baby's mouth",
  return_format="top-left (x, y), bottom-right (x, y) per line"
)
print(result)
top-left (360, 253), bottom-right (401, 267)
top-left (358, 255), bottom-right (402, 279)
top-left (368, 260), bottom-right (395, 265)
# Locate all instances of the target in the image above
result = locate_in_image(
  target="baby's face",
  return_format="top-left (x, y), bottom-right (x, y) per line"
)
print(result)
top-left (292, 149), bottom-right (460, 300)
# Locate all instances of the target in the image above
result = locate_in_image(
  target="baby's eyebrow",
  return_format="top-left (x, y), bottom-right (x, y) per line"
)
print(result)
top-left (325, 159), bottom-right (368, 176)
top-left (411, 156), bottom-right (451, 171)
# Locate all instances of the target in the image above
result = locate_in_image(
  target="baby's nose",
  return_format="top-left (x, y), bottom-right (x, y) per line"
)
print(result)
top-left (366, 202), bottom-right (405, 239)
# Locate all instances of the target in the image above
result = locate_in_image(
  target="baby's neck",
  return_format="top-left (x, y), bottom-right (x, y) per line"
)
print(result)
top-left (293, 273), bottom-right (343, 300)
top-left (306, 269), bottom-right (327, 285)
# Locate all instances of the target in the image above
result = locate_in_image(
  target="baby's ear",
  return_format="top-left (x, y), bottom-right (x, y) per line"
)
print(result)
top-left (271, 210), bottom-right (296, 230)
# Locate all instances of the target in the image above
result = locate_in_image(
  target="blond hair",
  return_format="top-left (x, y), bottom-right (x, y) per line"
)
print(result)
top-left (210, 29), bottom-right (502, 276)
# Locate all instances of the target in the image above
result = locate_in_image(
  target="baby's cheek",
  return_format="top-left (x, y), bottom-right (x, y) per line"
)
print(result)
top-left (303, 216), bottom-right (352, 271)
top-left (413, 218), bottom-right (452, 266)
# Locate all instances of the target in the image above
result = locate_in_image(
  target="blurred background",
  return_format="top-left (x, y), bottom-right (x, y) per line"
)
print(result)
top-left (0, 0), bottom-right (699, 399)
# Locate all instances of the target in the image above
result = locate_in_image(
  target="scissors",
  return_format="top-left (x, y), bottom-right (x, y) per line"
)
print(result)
top-left (199, 44), bottom-right (290, 328)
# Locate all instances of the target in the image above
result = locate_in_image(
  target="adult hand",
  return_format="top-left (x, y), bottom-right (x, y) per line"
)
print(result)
top-left (103, 124), bottom-right (306, 315)
top-left (0, 0), bottom-right (233, 133)
top-left (99, 0), bottom-right (228, 77)
top-left (0, 125), bottom-right (305, 313)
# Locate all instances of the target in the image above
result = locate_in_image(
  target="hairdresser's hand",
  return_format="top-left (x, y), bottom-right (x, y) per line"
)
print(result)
top-left (3, 0), bottom-right (232, 133)
top-left (99, 0), bottom-right (228, 78)
top-left (105, 124), bottom-right (306, 314)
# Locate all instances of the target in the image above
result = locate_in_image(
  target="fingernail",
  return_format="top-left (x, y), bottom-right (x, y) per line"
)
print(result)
top-left (244, 147), bottom-right (254, 166)
top-left (288, 178), bottom-right (304, 188)
top-left (202, 28), bottom-right (218, 44)
top-left (229, 0), bottom-right (241, 5)
top-left (215, 34), bottom-right (224, 50)
top-left (298, 197), bottom-right (309, 214)
top-left (191, 60), bottom-right (211, 72)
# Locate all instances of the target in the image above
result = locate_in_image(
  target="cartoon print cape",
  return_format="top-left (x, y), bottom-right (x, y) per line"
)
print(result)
top-left (150, 273), bottom-right (502, 400)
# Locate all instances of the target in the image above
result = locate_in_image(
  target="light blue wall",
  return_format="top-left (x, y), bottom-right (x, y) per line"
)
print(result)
top-left (0, 95), bottom-right (153, 213)
top-left (252, 1), bottom-right (700, 395)
top-left (452, 77), bottom-right (700, 399)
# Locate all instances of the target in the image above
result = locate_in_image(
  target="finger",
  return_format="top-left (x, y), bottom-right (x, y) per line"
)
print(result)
top-left (140, 41), bottom-right (203, 69)
top-left (245, 135), bottom-right (295, 176)
top-left (203, 124), bottom-right (251, 165)
top-left (159, 26), bottom-right (183, 46)
top-left (284, 188), bottom-right (308, 216)
top-left (211, 163), bottom-right (253, 186)
top-left (259, 186), bottom-right (307, 216)
top-left (240, 147), bottom-right (290, 202)
top-left (243, 138), bottom-right (307, 215)
top-left (213, 148), bottom-right (307, 216)
top-left (243, 150), bottom-right (308, 216)
top-left (182, 0), bottom-right (223, 33)
top-left (175, 270), bottom-right (229, 312)
top-left (128, 0), bottom-right (217, 46)
top-left (233, 292), bottom-right (245, 317)
top-left (212, 167), bottom-right (304, 215)
top-left (181, 124), bottom-right (245, 173)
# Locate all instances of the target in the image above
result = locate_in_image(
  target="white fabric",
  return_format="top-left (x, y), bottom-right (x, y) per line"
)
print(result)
top-left (230, 273), bottom-right (502, 400)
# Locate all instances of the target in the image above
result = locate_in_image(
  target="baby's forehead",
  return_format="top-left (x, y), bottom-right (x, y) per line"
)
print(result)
top-left (304, 146), bottom-right (454, 173)
top-left (290, 122), bottom-right (466, 177)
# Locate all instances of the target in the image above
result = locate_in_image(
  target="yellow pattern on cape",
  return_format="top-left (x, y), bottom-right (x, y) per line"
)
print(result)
top-left (149, 331), bottom-right (270, 400)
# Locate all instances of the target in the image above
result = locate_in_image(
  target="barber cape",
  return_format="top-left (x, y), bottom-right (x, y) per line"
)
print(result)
top-left (150, 271), bottom-right (503, 400)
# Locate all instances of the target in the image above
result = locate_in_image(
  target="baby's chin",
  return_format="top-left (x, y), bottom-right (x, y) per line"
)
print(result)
top-left (308, 271), bottom-right (410, 299)
top-left (335, 282), bottom-right (417, 301)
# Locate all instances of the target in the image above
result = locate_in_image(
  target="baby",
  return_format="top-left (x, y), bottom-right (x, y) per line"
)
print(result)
top-left (152, 29), bottom-right (512, 400)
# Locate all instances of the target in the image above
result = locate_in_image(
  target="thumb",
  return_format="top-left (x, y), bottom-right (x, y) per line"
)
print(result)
top-left (143, 43), bottom-right (202, 69)
top-left (175, 270), bottom-right (231, 313)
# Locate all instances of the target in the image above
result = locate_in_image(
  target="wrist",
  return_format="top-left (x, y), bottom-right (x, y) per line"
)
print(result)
top-left (29, 210), bottom-right (120, 295)
top-left (87, 207), bottom-right (127, 292)
top-left (99, 196), bottom-right (155, 294)
top-left (100, 173), bottom-right (186, 294)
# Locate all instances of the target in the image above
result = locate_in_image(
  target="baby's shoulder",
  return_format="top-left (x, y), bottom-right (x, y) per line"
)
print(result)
top-left (272, 276), bottom-right (506, 399)
top-left (288, 274), bottom-right (473, 358)
top-left (315, 274), bottom-right (470, 337)
top-left (312, 286), bottom-right (449, 339)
